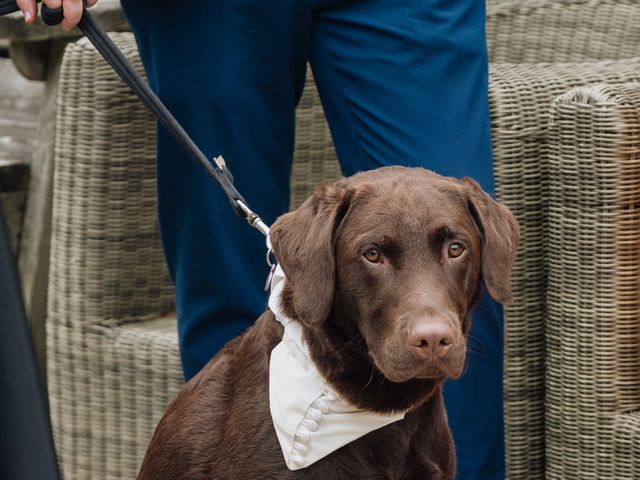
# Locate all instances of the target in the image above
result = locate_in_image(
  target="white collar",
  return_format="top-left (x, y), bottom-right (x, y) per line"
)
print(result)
top-left (268, 264), bottom-right (406, 471)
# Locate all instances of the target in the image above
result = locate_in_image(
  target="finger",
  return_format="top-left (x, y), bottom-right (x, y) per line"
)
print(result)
top-left (87, 0), bottom-right (98, 7)
top-left (16, 0), bottom-right (37, 24)
top-left (60, 0), bottom-right (83, 32)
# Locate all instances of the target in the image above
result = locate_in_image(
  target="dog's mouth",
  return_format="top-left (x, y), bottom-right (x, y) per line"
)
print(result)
top-left (380, 368), bottom-right (447, 384)
top-left (370, 348), bottom-right (465, 383)
top-left (415, 368), bottom-right (449, 380)
top-left (369, 354), bottom-right (450, 384)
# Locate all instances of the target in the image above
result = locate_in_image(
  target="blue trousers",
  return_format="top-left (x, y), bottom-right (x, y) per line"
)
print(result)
top-left (121, 1), bottom-right (503, 478)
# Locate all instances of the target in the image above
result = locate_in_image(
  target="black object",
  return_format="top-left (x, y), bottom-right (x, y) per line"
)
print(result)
top-left (0, 204), bottom-right (60, 480)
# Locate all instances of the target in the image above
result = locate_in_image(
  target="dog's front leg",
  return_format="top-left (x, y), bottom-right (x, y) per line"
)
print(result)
top-left (400, 392), bottom-right (456, 480)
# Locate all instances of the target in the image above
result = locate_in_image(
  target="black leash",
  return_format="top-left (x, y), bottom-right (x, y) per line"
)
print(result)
top-left (0, 0), bottom-right (270, 237)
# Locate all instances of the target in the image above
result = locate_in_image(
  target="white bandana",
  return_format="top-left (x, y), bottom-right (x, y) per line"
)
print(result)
top-left (268, 264), bottom-right (406, 470)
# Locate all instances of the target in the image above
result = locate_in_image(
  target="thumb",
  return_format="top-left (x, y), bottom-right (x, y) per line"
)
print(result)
top-left (15, 0), bottom-right (38, 23)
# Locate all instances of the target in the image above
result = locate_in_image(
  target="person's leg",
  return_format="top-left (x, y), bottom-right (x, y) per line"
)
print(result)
top-left (121, 0), bottom-right (311, 379)
top-left (309, 1), bottom-right (503, 478)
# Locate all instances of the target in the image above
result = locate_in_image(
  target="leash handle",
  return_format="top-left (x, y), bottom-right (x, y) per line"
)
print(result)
top-left (0, 0), bottom-right (83, 24)
top-left (41, 2), bottom-right (66, 25)
top-left (0, 0), bottom-right (75, 25)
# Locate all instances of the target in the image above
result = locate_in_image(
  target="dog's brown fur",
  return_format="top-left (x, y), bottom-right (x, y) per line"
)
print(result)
top-left (137, 167), bottom-right (519, 480)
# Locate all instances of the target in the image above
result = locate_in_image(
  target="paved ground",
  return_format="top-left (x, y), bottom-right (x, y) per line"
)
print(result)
top-left (0, 57), bottom-right (43, 165)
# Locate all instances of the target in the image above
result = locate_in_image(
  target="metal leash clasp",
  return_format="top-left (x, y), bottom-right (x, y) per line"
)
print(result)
top-left (236, 199), bottom-right (270, 238)
top-left (213, 155), bottom-right (274, 287)
top-left (213, 156), bottom-right (271, 238)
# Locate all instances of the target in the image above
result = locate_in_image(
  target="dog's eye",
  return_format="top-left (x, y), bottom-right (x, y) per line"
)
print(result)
top-left (364, 247), bottom-right (382, 263)
top-left (448, 242), bottom-right (465, 259)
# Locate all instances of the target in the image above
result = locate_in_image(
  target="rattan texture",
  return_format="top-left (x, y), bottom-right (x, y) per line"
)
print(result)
top-left (47, 33), bottom-right (182, 480)
top-left (490, 59), bottom-right (640, 480)
top-left (546, 83), bottom-right (640, 480)
top-left (486, 0), bottom-right (640, 64)
top-left (290, 69), bottom-right (342, 209)
top-left (46, 4), bottom-right (640, 478)
top-left (487, 2), bottom-right (640, 478)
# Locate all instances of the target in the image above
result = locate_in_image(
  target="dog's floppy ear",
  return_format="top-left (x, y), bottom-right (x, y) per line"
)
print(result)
top-left (270, 181), bottom-right (352, 326)
top-left (462, 177), bottom-right (520, 304)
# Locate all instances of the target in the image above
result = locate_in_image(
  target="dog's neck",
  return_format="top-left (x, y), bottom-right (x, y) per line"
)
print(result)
top-left (270, 269), bottom-right (409, 470)
top-left (280, 282), bottom-right (441, 414)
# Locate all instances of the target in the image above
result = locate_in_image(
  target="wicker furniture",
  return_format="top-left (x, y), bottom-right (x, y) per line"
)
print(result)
top-left (546, 83), bottom-right (640, 479)
top-left (486, 1), bottom-right (640, 479)
top-left (47, 34), bottom-right (180, 479)
top-left (46, 2), bottom-right (640, 479)
top-left (490, 60), bottom-right (640, 480)
top-left (486, 0), bottom-right (640, 64)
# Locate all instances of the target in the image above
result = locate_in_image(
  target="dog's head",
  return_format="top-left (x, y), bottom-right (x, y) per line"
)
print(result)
top-left (270, 167), bottom-right (519, 409)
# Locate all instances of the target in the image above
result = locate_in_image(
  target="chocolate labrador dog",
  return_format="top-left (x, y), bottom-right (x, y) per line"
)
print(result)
top-left (137, 166), bottom-right (519, 480)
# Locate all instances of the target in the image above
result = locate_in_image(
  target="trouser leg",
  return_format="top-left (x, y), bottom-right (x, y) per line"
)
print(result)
top-left (309, 1), bottom-right (503, 478)
top-left (121, 0), bottom-right (310, 379)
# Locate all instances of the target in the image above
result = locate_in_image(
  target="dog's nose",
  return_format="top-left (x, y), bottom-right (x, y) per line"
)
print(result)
top-left (409, 322), bottom-right (454, 359)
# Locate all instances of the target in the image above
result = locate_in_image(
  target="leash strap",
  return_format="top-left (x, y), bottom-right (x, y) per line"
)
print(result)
top-left (1, 0), bottom-right (270, 236)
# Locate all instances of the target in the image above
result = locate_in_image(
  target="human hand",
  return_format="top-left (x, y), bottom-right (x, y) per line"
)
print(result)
top-left (16, 0), bottom-right (99, 32)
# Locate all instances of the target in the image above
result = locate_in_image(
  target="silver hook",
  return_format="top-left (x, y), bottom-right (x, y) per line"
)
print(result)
top-left (266, 248), bottom-right (277, 268)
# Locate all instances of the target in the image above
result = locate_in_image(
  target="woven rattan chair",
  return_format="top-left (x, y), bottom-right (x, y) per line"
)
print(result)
top-left (490, 59), bottom-right (640, 480)
top-left (546, 83), bottom-right (640, 480)
top-left (47, 34), bottom-right (180, 480)
top-left (486, 2), bottom-right (640, 479)
top-left (46, 33), bottom-right (341, 480)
